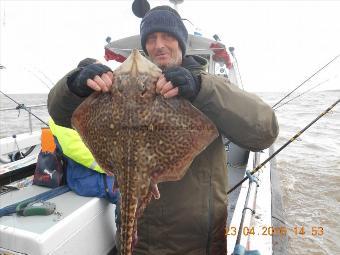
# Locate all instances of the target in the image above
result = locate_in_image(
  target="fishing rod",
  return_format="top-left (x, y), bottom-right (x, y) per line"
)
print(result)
top-left (227, 98), bottom-right (340, 195)
top-left (0, 90), bottom-right (49, 126)
top-left (273, 78), bottom-right (330, 111)
top-left (272, 54), bottom-right (339, 109)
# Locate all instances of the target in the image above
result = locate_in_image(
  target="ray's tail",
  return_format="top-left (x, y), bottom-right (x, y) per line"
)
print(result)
top-left (119, 189), bottom-right (138, 255)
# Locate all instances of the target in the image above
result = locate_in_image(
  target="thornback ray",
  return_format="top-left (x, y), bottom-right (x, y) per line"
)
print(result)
top-left (71, 49), bottom-right (218, 255)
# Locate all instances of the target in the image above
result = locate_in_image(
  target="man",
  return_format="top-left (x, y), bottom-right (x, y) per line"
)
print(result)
top-left (48, 5), bottom-right (278, 255)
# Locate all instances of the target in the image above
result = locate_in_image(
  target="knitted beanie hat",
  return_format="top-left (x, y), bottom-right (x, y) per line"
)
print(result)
top-left (77, 58), bottom-right (97, 68)
top-left (140, 5), bottom-right (188, 56)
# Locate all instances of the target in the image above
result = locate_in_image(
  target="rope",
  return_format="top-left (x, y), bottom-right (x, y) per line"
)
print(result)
top-left (0, 185), bottom-right (70, 217)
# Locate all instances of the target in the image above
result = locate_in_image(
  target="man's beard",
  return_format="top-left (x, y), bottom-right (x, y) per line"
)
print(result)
top-left (149, 50), bottom-right (182, 70)
top-left (158, 61), bottom-right (178, 71)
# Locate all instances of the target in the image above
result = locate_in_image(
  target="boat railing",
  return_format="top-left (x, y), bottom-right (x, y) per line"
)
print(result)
top-left (0, 104), bottom-right (47, 165)
top-left (0, 103), bottom-right (47, 111)
top-left (0, 104), bottom-right (47, 134)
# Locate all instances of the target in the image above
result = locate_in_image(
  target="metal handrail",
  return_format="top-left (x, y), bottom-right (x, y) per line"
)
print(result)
top-left (0, 104), bottom-right (48, 134)
top-left (0, 104), bottom-right (47, 111)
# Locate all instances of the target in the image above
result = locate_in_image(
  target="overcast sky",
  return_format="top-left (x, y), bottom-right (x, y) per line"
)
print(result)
top-left (0, 0), bottom-right (339, 94)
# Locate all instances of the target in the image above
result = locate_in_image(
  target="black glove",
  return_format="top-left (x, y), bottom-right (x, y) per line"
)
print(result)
top-left (67, 63), bottom-right (112, 97)
top-left (163, 66), bottom-right (201, 102)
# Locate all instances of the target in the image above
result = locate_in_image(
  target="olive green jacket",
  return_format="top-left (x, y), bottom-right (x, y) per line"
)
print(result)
top-left (48, 56), bottom-right (278, 255)
top-left (48, 67), bottom-right (86, 129)
top-left (134, 71), bottom-right (278, 255)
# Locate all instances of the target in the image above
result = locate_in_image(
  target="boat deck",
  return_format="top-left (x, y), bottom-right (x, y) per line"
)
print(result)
top-left (0, 185), bottom-right (116, 255)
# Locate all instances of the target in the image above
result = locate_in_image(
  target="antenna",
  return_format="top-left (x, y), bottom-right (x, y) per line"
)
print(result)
top-left (1, 1), bottom-right (6, 26)
top-left (229, 47), bottom-right (244, 90)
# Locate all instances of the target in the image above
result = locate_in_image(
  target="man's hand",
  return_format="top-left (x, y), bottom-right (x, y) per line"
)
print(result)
top-left (162, 66), bottom-right (201, 101)
top-left (68, 63), bottom-right (114, 97)
top-left (156, 75), bottom-right (179, 98)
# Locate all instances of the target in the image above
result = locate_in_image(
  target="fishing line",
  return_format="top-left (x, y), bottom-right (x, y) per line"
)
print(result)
top-left (227, 98), bottom-right (340, 195)
top-left (272, 54), bottom-right (339, 109)
top-left (26, 68), bottom-right (52, 90)
top-left (35, 68), bottom-right (55, 87)
top-left (0, 90), bottom-right (49, 126)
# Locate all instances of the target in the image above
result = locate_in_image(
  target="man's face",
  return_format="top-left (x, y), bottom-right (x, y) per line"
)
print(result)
top-left (145, 32), bottom-right (182, 70)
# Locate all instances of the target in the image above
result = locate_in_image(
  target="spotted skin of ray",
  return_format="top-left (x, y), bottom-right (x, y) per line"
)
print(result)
top-left (71, 49), bottom-right (218, 255)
